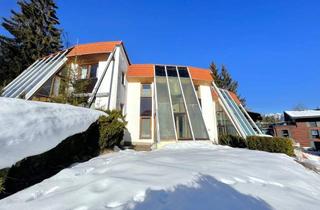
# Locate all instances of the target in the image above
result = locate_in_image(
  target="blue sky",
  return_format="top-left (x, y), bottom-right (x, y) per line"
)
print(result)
top-left (1, 0), bottom-right (319, 113)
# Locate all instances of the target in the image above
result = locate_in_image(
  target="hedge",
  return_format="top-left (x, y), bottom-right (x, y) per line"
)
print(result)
top-left (219, 135), bottom-right (247, 148)
top-left (98, 110), bottom-right (127, 150)
top-left (247, 136), bottom-right (294, 156)
top-left (218, 135), bottom-right (294, 156)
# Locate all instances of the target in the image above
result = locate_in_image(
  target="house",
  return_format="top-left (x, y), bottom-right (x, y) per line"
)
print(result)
top-left (1, 41), bottom-right (263, 146)
top-left (272, 110), bottom-right (320, 150)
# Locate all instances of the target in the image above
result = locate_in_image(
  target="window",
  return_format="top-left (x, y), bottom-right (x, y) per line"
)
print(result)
top-left (89, 64), bottom-right (98, 78)
top-left (80, 66), bottom-right (88, 79)
top-left (311, 130), bottom-right (320, 139)
top-left (121, 72), bottom-right (125, 85)
top-left (140, 84), bottom-right (152, 139)
top-left (79, 64), bottom-right (98, 79)
top-left (281, 130), bottom-right (289, 138)
top-left (309, 121), bottom-right (320, 127)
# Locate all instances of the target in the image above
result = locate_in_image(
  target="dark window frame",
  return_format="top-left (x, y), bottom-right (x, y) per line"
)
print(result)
top-left (281, 130), bottom-right (290, 138)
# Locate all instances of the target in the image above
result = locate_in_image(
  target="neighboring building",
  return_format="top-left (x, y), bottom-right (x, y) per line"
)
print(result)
top-left (1, 41), bottom-right (263, 146)
top-left (272, 110), bottom-right (320, 150)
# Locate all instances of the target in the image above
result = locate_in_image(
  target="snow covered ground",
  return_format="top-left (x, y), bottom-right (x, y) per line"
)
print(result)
top-left (1, 142), bottom-right (320, 210)
top-left (0, 97), bottom-right (104, 168)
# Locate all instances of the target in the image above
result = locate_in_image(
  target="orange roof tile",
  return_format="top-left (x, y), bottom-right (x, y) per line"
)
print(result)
top-left (67, 41), bottom-right (122, 57)
top-left (228, 91), bottom-right (242, 105)
top-left (127, 64), bottom-right (154, 78)
top-left (188, 66), bottom-right (213, 82)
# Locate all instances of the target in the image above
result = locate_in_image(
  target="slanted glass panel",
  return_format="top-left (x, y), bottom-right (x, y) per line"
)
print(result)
top-left (34, 77), bottom-right (53, 97)
top-left (216, 102), bottom-right (238, 136)
top-left (166, 66), bottom-right (192, 140)
top-left (178, 67), bottom-right (209, 140)
top-left (155, 65), bottom-right (176, 140)
top-left (220, 89), bottom-right (256, 136)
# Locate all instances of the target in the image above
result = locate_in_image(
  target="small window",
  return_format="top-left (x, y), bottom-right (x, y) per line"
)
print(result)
top-left (281, 130), bottom-right (289, 138)
top-left (140, 117), bottom-right (152, 138)
top-left (308, 122), bottom-right (317, 127)
top-left (140, 97), bottom-right (152, 116)
top-left (311, 130), bottom-right (320, 139)
top-left (80, 66), bottom-right (88, 79)
top-left (141, 84), bottom-right (151, 97)
top-left (89, 64), bottom-right (98, 78)
top-left (121, 72), bottom-right (125, 85)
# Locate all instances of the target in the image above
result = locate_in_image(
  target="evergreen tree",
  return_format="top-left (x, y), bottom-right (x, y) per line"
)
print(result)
top-left (0, 0), bottom-right (62, 86)
top-left (209, 62), bottom-right (246, 105)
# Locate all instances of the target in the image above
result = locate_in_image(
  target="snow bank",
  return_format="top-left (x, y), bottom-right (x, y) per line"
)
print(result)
top-left (0, 97), bottom-right (104, 168)
top-left (1, 142), bottom-right (320, 210)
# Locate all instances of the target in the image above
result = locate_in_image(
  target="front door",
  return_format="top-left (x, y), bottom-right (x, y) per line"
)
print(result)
top-left (174, 113), bottom-right (192, 140)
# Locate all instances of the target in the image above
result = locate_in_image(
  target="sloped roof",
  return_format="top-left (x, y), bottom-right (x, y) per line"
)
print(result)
top-left (228, 91), bottom-right (242, 105)
top-left (127, 64), bottom-right (213, 82)
top-left (188, 66), bottom-right (212, 82)
top-left (67, 41), bottom-right (122, 57)
top-left (127, 64), bottom-right (154, 78)
top-left (285, 110), bottom-right (320, 119)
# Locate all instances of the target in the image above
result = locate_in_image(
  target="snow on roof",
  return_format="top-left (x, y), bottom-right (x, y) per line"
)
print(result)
top-left (285, 110), bottom-right (320, 119)
top-left (1, 142), bottom-right (320, 209)
top-left (0, 98), bottom-right (104, 168)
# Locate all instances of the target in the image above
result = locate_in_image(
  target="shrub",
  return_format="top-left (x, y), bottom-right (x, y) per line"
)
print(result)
top-left (0, 178), bottom-right (3, 193)
top-left (98, 110), bottom-right (127, 150)
top-left (219, 135), bottom-right (247, 148)
top-left (247, 136), bottom-right (294, 156)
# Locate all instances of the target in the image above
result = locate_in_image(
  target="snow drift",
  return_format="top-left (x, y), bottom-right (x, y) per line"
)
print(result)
top-left (1, 142), bottom-right (320, 210)
top-left (0, 97), bottom-right (104, 169)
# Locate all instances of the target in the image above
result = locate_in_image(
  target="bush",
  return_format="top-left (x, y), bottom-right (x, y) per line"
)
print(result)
top-left (247, 136), bottom-right (294, 156)
top-left (0, 178), bottom-right (3, 193)
top-left (219, 134), bottom-right (295, 156)
top-left (98, 110), bottom-right (127, 150)
top-left (219, 135), bottom-right (247, 148)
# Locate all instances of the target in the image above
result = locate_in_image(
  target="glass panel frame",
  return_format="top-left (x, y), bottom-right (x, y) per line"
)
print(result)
top-left (178, 67), bottom-right (209, 140)
top-left (166, 66), bottom-right (193, 140)
top-left (154, 65), bottom-right (176, 141)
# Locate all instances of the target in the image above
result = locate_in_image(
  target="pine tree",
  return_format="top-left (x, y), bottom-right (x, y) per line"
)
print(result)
top-left (219, 65), bottom-right (238, 93)
top-left (209, 62), bottom-right (246, 106)
top-left (0, 0), bottom-right (62, 86)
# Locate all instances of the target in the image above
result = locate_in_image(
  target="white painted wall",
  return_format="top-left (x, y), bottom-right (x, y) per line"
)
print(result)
top-left (124, 82), bottom-right (140, 143)
top-left (94, 46), bottom-right (129, 111)
top-left (200, 85), bottom-right (218, 143)
top-left (124, 82), bottom-right (154, 145)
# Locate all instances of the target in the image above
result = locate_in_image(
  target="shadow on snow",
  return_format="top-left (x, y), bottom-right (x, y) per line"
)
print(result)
top-left (127, 175), bottom-right (273, 210)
